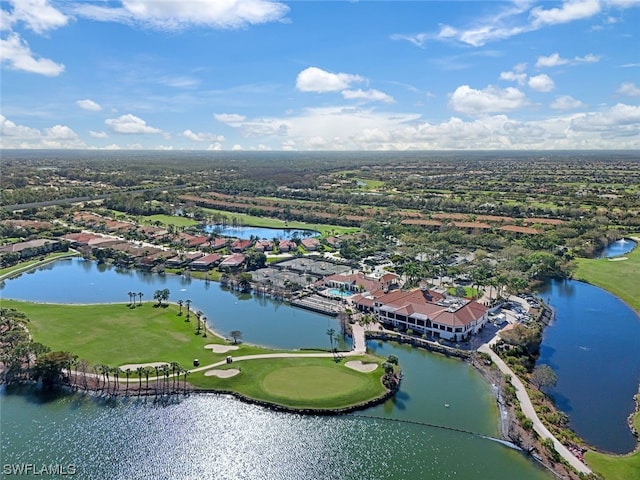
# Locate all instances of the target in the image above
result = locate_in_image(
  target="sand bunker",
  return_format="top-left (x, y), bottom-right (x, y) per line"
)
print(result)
top-left (345, 361), bottom-right (378, 373)
top-left (204, 369), bottom-right (240, 378)
top-left (608, 256), bottom-right (628, 261)
top-left (119, 362), bottom-right (169, 371)
top-left (204, 344), bottom-right (240, 353)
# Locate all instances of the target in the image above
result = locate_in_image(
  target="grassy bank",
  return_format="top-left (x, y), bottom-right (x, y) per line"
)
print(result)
top-left (0, 252), bottom-right (78, 280)
top-left (573, 237), bottom-right (640, 314)
top-left (189, 355), bottom-right (387, 410)
top-left (142, 214), bottom-right (199, 227)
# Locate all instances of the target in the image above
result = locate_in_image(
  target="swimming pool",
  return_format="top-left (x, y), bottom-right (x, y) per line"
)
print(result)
top-left (328, 288), bottom-right (352, 297)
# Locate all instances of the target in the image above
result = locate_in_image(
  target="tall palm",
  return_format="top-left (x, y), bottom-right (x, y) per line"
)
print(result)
top-left (136, 366), bottom-right (144, 394)
top-left (185, 299), bottom-right (192, 322)
top-left (124, 368), bottom-right (130, 396)
top-left (177, 299), bottom-right (184, 316)
top-left (201, 316), bottom-right (208, 337)
top-left (128, 291), bottom-right (134, 305)
top-left (138, 292), bottom-right (143, 305)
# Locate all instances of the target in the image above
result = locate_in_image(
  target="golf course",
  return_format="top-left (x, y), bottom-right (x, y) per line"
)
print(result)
top-left (1, 299), bottom-right (393, 411)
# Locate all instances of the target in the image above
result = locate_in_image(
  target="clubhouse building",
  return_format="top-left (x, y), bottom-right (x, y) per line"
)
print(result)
top-left (356, 287), bottom-right (488, 342)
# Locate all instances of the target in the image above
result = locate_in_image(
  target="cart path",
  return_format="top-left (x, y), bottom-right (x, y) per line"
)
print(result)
top-left (478, 343), bottom-right (592, 475)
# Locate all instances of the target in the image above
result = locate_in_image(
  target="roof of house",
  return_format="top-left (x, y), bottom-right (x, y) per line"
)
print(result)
top-left (190, 253), bottom-right (222, 265)
top-left (374, 288), bottom-right (487, 329)
top-left (220, 253), bottom-right (245, 267)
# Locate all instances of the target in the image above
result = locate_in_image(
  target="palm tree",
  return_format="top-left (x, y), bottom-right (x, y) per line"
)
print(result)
top-left (326, 328), bottom-right (335, 351)
top-left (195, 311), bottom-right (202, 335)
top-left (185, 299), bottom-right (192, 322)
top-left (124, 368), bottom-right (131, 396)
top-left (138, 292), bottom-right (143, 306)
top-left (136, 366), bottom-right (144, 394)
top-left (128, 291), bottom-right (134, 305)
top-left (201, 316), bottom-right (208, 337)
top-left (177, 299), bottom-right (184, 316)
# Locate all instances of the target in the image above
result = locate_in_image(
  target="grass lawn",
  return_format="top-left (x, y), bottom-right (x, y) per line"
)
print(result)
top-left (0, 300), bottom-right (274, 369)
top-left (446, 286), bottom-right (482, 299)
top-left (201, 208), bottom-right (360, 236)
top-left (0, 252), bottom-right (77, 280)
top-left (189, 355), bottom-right (387, 410)
top-left (142, 214), bottom-right (198, 227)
top-left (573, 236), bottom-right (640, 314)
top-left (585, 447), bottom-right (640, 480)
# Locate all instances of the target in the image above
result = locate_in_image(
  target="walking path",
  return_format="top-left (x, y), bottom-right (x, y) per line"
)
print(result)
top-left (478, 341), bottom-right (592, 475)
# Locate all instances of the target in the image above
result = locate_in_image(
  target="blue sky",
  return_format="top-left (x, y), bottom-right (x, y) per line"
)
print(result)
top-left (1, 0), bottom-right (639, 151)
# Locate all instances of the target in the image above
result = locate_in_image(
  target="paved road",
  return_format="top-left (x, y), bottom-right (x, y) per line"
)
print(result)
top-left (478, 342), bottom-right (592, 475)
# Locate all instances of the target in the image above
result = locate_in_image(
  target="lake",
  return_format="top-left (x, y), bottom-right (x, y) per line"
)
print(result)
top-left (596, 238), bottom-right (637, 258)
top-left (538, 279), bottom-right (640, 453)
top-left (0, 258), bottom-right (550, 479)
top-left (204, 225), bottom-right (319, 240)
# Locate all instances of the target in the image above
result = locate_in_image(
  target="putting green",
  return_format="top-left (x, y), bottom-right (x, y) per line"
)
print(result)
top-left (261, 365), bottom-right (368, 400)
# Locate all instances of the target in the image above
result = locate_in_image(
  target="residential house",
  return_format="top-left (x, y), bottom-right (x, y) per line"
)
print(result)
top-left (219, 253), bottom-right (245, 270)
top-left (301, 238), bottom-right (320, 251)
top-left (189, 253), bottom-right (222, 270)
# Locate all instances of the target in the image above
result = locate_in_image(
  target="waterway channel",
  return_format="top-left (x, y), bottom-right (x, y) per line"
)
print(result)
top-left (0, 258), bottom-right (550, 479)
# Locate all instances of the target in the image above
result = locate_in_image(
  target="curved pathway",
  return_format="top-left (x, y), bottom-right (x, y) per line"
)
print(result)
top-left (478, 342), bottom-right (592, 475)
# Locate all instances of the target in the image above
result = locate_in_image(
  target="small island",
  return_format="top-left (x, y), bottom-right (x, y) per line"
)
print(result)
top-left (0, 298), bottom-right (400, 413)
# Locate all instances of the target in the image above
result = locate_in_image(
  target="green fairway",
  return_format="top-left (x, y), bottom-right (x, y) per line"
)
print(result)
top-left (0, 300), bottom-right (264, 369)
top-left (189, 356), bottom-right (387, 410)
top-left (201, 208), bottom-right (360, 236)
top-left (573, 236), bottom-right (640, 314)
top-left (585, 449), bottom-right (640, 480)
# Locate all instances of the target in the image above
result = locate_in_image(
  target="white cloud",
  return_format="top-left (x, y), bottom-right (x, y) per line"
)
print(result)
top-left (73, 0), bottom-right (289, 30)
top-left (617, 82), bottom-right (640, 96)
top-left (536, 53), bottom-right (569, 68)
top-left (500, 70), bottom-right (527, 86)
top-left (0, 113), bottom-right (40, 141)
top-left (76, 99), bottom-right (102, 112)
top-left (5, 0), bottom-right (68, 34)
top-left (105, 114), bottom-right (162, 134)
top-left (531, 0), bottom-right (601, 27)
top-left (296, 67), bottom-right (364, 93)
top-left (231, 144), bottom-right (244, 150)
top-left (341, 89), bottom-right (395, 104)
top-left (214, 113), bottom-right (246, 124)
top-left (89, 130), bottom-right (108, 138)
top-left (449, 85), bottom-right (529, 115)
top-left (575, 53), bottom-right (601, 63)
top-left (528, 74), bottom-right (555, 92)
top-left (0, 114), bottom-right (86, 148)
top-left (0, 33), bottom-right (65, 76)
top-left (182, 129), bottom-right (225, 142)
top-left (207, 142), bottom-right (223, 151)
top-left (570, 103), bottom-right (640, 132)
top-left (536, 52), bottom-right (601, 68)
top-left (550, 95), bottom-right (586, 110)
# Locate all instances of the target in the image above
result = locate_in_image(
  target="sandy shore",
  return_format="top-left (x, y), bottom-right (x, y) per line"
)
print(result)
top-left (204, 344), bottom-right (240, 353)
top-left (204, 368), bottom-right (240, 378)
top-left (345, 361), bottom-right (377, 373)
